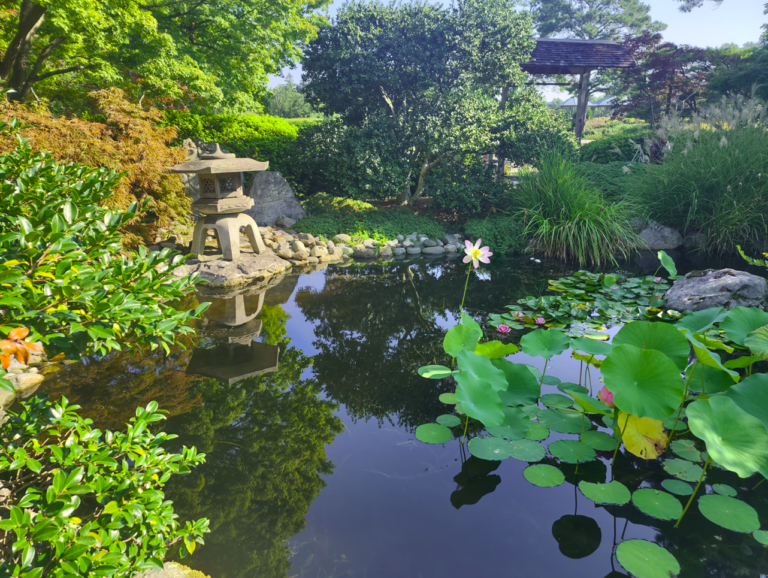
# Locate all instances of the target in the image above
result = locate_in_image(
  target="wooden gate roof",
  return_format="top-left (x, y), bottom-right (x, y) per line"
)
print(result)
top-left (522, 38), bottom-right (636, 75)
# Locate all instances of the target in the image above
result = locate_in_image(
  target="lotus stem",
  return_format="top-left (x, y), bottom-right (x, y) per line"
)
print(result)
top-left (539, 359), bottom-right (549, 390)
top-left (670, 361), bottom-right (697, 442)
top-left (675, 456), bottom-right (711, 527)
top-left (462, 414), bottom-right (469, 445)
top-left (459, 263), bottom-right (472, 313)
top-left (754, 478), bottom-right (765, 489)
top-left (611, 410), bottom-right (629, 469)
top-left (575, 413), bottom-right (586, 473)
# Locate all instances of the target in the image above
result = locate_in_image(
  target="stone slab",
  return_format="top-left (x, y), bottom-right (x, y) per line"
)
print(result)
top-left (665, 268), bottom-right (768, 311)
top-left (172, 251), bottom-right (292, 288)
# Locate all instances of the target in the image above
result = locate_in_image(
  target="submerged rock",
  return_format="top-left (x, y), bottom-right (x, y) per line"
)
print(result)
top-left (664, 268), bottom-right (768, 311)
top-left (639, 221), bottom-right (683, 250)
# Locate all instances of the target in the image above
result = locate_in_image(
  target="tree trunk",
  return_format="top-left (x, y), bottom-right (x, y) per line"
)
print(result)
top-left (0, 1), bottom-right (47, 82)
top-left (410, 155), bottom-right (442, 203)
top-left (574, 70), bottom-right (592, 143)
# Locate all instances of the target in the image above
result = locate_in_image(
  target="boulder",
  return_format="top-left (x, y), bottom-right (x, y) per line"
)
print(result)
top-left (291, 241), bottom-right (306, 253)
top-left (310, 246), bottom-right (328, 258)
top-left (445, 244), bottom-right (458, 253)
top-left (379, 246), bottom-right (393, 258)
top-left (683, 232), bottom-right (707, 250)
top-left (406, 247), bottom-right (422, 255)
top-left (422, 246), bottom-right (445, 255)
top-left (639, 221), bottom-right (683, 250)
top-left (353, 247), bottom-right (376, 259)
top-left (664, 268), bottom-right (768, 311)
top-left (333, 233), bottom-right (352, 243)
top-left (298, 233), bottom-right (315, 245)
top-left (276, 215), bottom-right (296, 229)
top-left (394, 247), bottom-right (406, 257)
top-left (246, 171), bottom-right (306, 226)
top-left (423, 239), bottom-right (438, 247)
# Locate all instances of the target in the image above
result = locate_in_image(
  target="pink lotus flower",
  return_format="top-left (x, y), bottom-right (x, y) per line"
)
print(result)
top-left (535, 317), bottom-right (545, 325)
top-left (513, 311), bottom-right (524, 320)
top-left (654, 277), bottom-right (661, 283)
top-left (497, 325), bottom-right (511, 334)
top-left (598, 386), bottom-right (615, 408)
top-left (611, 285), bottom-right (619, 290)
top-left (463, 238), bottom-right (493, 269)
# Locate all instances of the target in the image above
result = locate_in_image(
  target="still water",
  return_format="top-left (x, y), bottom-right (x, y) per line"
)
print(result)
top-left (39, 256), bottom-right (768, 578)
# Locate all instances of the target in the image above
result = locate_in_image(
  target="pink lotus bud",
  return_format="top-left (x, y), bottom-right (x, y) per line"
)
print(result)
top-left (497, 324), bottom-right (511, 334)
top-left (535, 317), bottom-right (545, 325)
top-left (654, 277), bottom-right (661, 283)
top-left (598, 386), bottom-right (615, 408)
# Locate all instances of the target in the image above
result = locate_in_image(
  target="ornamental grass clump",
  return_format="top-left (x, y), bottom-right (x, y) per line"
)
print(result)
top-left (515, 151), bottom-right (639, 267)
top-left (628, 94), bottom-right (768, 254)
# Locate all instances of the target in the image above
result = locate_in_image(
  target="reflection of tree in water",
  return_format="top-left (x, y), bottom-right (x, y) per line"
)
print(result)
top-left (163, 336), bottom-right (343, 578)
top-left (294, 260), bottom-right (559, 429)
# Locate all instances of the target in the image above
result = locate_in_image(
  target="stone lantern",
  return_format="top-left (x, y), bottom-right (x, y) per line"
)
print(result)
top-left (169, 144), bottom-right (268, 261)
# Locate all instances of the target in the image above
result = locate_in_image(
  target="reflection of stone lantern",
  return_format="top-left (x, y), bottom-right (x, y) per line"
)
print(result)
top-left (169, 144), bottom-right (268, 261)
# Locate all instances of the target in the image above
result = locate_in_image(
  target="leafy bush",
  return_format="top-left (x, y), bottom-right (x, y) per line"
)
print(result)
top-left (302, 193), bottom-right (375, 215)
top-left (582, 117), bottom-right (648, 139)
top-left (294, 208), bottom-right (446, 242)
top-left (0, 121), bottom-right (207, 358)
top-left (0, 395), bottom-right (208, 578)
top-left (579, 124), bottom-right (654, 164)
top-left (516, 151), bottom-right (640, 266)
top-left (628, 95), bottom-right (768, 253)
top-left (164, 111), bottom-right (298, 176)
top-left (574, 161), bottom-right (647, 201)
top-left (0, 89), bottom-right (189, 246)
top-left (463, 215), bottom-right (526, 254)
top-left (428, 156), bottom-right (510, 213)
top-left (284, 118), bottom-right (324, 129)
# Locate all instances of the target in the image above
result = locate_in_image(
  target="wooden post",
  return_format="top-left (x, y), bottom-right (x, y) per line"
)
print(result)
top-left (574, 69), bottom-right (592, 144)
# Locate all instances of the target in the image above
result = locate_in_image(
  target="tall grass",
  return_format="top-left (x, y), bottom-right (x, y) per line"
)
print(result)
top-left (516, 152), bottom-right (640, 267)
top-left (628, 95), bottom-right (768, 254)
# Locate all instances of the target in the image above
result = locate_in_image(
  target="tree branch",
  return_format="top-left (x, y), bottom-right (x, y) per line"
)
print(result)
top-left (33, 64), bottom-right (95, 82)
top-left (0, 1), bottom-right (47, 80)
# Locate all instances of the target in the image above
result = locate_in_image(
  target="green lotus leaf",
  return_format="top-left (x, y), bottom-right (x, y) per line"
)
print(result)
top-left (549, 439), bottom-right (596, 464)
top-left (724, 355), bottom-right (759, 369)
top-left (444, 324), bottom-right (482, 357)
top-left (439, 393), bottom-right (458, 404)
top-left (569, 390), bottom-right (611, 415)
top-left (454, 352), bottom-right (505, 427)
top-left (539, 409), bottom-right (590, 434)
top-left (524, 422), bottom-right (550, 441)
top-left (671, 440), bottom-right (701, 462)
top-left (524, 364), bottom-right (543, 380)
top-left (418, 365), bottom-right (454, 379)
top-left (541, 393), bottom-right (574, 409)
top-left (632, 489), bottom-right (682, 521)
top-left (616, 540), bottom-right (680, 578)
top-left (558, 382), bottom-right (588, 395)
top-left (686, 363), bottom-right (737, 394)
top-left (436, 414), bottom-right (462, 428)
top-left (475, 340), bottom-right (518, 359)
top-left (753, 530), bottom-right (768, 545)
top-left (602, 344), bottom-right (685, 420)
top-left (579, 480), bottom-right (631, 505)
top-left (658, 250), bottom-right (677, 277)
top-left (725, 373), bottom-right (768, 434)
top-left (581, 430), bottom-right (618, 451)
top-left (486, 407), bottom-right (530, 440)
top-left (509, 439), bottom-right (546, 462)
top-left (698, 495), bottom-right (760, 532)
top-left (415, 424), bottom-right (452, 444)
top-left (541, 375), bottom-right (561, 385)
top-left (689, 341), bottom-right (739, 381)
top-left (687, 397), bottom-right (768, 478)
top-left (524, 464), bottom-right (564, 487)
top-left (613, 321), bottom-right (690, 371)
top-left (721, 306), bottom-right (768, 346)
top-left (676, 306), bottom-right (727, 334)
top-left (712, 484), bottom-right (737, 497)
top-left (520, 404), bottom-right (541, 418)
top-left (570, 337), bottom-right (613, 357)
top-left (491, 359), bottom-right (540, 407)
top-left (663, 458), bottom-right (704, 482)
top-left (745, 325), bottom-right (768, 360)
top-left (662, 479), bottom-right (693, 496)
top-left (520, 329), bottom-right (571, 359)
top-left (468, 437), bottom-right (514, 461)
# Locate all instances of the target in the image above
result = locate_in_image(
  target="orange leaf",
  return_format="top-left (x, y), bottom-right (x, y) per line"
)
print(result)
top-left (0, 340), bottom-right (17, 357)
top-left (0, 355), bottom-right (9, 370)
top-left (14, 346), bottom-right (29, 365)
top-left (7, 327), bottom-right (29, 341)
top-left (21, 341), bottom-right (44, 354)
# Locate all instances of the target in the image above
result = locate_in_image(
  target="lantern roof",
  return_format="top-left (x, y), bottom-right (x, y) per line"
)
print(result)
top-left (169, 157), bottom-right (269, 174)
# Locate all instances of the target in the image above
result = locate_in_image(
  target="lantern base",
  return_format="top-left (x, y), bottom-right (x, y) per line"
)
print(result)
top-left (190, 212), bottom-right (266, 261)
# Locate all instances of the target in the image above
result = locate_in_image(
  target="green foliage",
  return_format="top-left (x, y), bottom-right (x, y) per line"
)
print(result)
top-left (428, 156), bottom-right (511, 213)
top-left (515, 151), bottom-right (640, 266)
top-left (578, 124), bottom-right (654, 164)
top-left (573, 161), bottom-right (647, 200)
top-left (268, 79), bottom-right (318, 118)
top-left (628, 95), bottom-right (768, 253)
top-left (302, 193), bottom-right (375, 215)
top-left (582, 118), bottom-right (648, 139)
top-left (0, 121), bottom-right (207, 358)
top-left (463, 216), bottom-right (526, 255)
top-left (164, 112), bottom-right (298, 177)
top-left (293, 208), bottom-right (446, 242)
top-left (0, 396), bottom-right (208, 577)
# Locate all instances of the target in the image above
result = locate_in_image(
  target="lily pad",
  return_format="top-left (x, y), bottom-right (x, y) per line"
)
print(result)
top-left (539, 409), bottom-right (590, 434)
top-left (549, 439), bottom-right (597, 464)
top-left (616, 540), bottom-right (680, 578)
top-left (676, 306), bottom-right (727, 334)
top-left (569, 390), bottom-right (612, 415)
top-left (725, 373), bottom-right (768, 434)
top-left (753, 530), bottom-right (768, 544)
top-left (698, 494), bottom-right (760, 532)
top-left (439, 393), bottom-right (458, 404)
top-left (418, 365), bottom-right (454, 379)
top-left (687, 397), bottom-right (768, 478)
top-left (662, 479), bottom-right (694, 496)
top-left (671, 440), bottom-right (701, 462)
top-left (509, 439), bottom-right (546, 462)
top-left (524, 422), bottom-right (550, 441)
top-left (475, 340), bottom-right (519, 359)
top-left (552, 515), bottom-right (602, 559)
top-left (444, 323), bottom-right (482, 357)
top-left (619, 413), bottom-right (668, 460)
top-left (721, 306), bottom-right (768, 346)
top-left (602, 344), bottom-right (685, 420)
top-left (686, 363), bottom-right (736, 395)
top-left (436, 414), bottom-right (462, 428)
top-left (579, 480), bottom-right (631, 505)
top-left (632, 489), bottom-right (682, 521)
top-left (559, 382), bottom-right (588, 395)
top-left (520, 329), bottom-right (571, 359)
top-left (468, 437), bottom-right (514, 461)
top-left (415, 424), bottom-right (452, 444)
top-left (486, 407), bottom-right (530, 440)
top-left (524, 464), bottom-right (565, 487)
top-left (613, 321), bottom-right (690, 371)
top-left (541, 393), bottom-right (574, 409)
top-left (571, 337), bottom-right (613, 356)
top-left (492, 359), bottom-right (541, 407)
top-left (663, 458), bottom-right (705, 482)
top-left (582, 430), bottom-right (618, 451)
top-left (542, 375), bottom-right (562, 385)
top-left (454, 351), bottom-right (505, 427)
top-left (712, 484), bottom-right (737, 497)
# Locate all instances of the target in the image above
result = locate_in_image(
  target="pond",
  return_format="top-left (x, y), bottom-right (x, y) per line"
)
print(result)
top-left (37, 255), bottom-right (768, 578)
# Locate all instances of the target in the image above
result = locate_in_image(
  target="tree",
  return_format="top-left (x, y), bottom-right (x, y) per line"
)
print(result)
top-left (268, 76), bottom-right (317, 118)
top-left (302, 0), bottom-right (535, 204)
top-left (0, 0), bottom-right (331, 111)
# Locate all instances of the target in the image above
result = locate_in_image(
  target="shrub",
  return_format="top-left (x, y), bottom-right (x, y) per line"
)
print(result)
top-left (582, 117), bottom-right (647, 139)
top-left (463, 215), bottom-right (526, 254)
top-left (515, 151), bottom-right (640, 266)
top-left (579, 124), bottom-right (654, 164)
top-left (428, 156), bottom-right (510, 213)
top-left (164, 111), bottom-right (298, 176)
top-left (0, 89), bottom-right (189, 246)
top-left (628, 95), bottom-right (768, 254)
top-left (0, 395), bottom-right (209, 578)
top-left (573, 161), bottom-right (648, 201)
top-left (293, 208), bottom-right (446, 242)
top-left (0, 121), bottom-right (207, 359)
top-left (302, 193), bottom-right (376, 215)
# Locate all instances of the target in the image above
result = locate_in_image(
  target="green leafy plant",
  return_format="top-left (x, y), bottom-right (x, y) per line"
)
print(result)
top-left (573, 160), bottom-right (647, 201)
top-left (0, 120), bottom-right (208, 358)
top-left (578, 124), bottom-right (654, 164)
top-left (293, 207), bottom-right (446, 242)
top-left (463, 215), bottom-right (526, 255)
top-left (0, 395), bottom-right (209, 577)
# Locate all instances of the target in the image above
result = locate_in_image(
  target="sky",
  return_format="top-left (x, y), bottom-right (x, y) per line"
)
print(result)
top-left (268, 0), bottom-right (767, 99)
